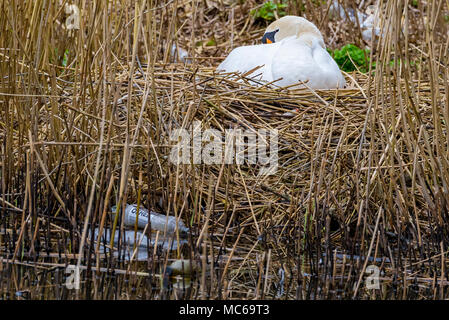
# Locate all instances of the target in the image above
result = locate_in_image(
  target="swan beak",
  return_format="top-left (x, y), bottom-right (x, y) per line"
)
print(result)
top-left (261, 29), bottom-right (278, 44)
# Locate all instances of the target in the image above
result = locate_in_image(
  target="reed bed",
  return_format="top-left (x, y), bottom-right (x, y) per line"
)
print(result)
top-left (1, 0), bottom-right (449, 300)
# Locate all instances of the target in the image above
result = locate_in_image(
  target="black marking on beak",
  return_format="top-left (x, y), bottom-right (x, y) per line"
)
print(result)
top-left (261, 29), bottom-right (279, 44)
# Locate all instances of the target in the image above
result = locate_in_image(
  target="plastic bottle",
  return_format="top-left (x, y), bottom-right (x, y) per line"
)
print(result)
top-left (111, 204), bottom-right (189, 237)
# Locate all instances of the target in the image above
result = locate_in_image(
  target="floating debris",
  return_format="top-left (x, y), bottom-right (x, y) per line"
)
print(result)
top-left (167, 259), bottom-right (198, 276)
top-left (360, 6), bottom-right (382, 43)
top-left (275, 267), bottom-right (285, 298)
top-left (92, 228), bottom-right (187, 261)
top-left (329, 1), bottom-right (382, 44)
top-left (162, 259), bottom-right (197, 292)
top-left (329, 0), bottom-right (366, 24)
top-left (170, 44), bottom-right (190, 63)
top-left (321, 252), bottom-right (391, 263)
top-left (172, 277), bottom-right (191, 291)
top-left (112, 204), bottom-right (189, 237)
top-left (15, 291), bottom-right (30, 300)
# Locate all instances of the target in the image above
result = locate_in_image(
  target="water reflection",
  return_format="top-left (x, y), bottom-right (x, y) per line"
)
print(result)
top-left (92, 228), bottom-right (188, 261)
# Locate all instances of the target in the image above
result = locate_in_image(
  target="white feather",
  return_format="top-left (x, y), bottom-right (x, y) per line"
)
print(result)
top-left (217, 44), bottom-right (275, 83)
top-left (217, 35), bottom-right (346, 89)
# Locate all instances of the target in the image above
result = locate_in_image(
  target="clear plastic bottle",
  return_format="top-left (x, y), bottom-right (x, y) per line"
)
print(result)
top-left (112, 204), bottom-right (189, 237)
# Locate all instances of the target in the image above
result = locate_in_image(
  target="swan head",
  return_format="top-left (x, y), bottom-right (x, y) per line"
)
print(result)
top-left (261, 16), bottom-right (325, 48)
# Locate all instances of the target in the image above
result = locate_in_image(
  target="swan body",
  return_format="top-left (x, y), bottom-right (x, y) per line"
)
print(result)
top-left (217, 43), bottom-right (275, 83)
top-left (217, 16), bottom-right (346, 89)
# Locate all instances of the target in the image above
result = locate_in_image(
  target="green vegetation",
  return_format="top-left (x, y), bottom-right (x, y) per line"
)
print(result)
top-left (52, 48), bottom-right (70, 67)
top-left (329, 44), bottom-right (370, 73)
top-left (205, 39), bottom-right (216, 46)
top-left (329, 44), bottom-right (421, 73)
top-left (62, 49), bottom-right (69, 67)
top-left (251, 1), bottom-right (287, 22)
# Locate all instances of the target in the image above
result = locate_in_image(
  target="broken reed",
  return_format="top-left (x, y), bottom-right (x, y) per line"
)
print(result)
top-left (1, 0), bottom-right (449, 299)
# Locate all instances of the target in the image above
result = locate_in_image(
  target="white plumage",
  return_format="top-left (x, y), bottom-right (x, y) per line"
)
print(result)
top-left (217, 16), bottom-right (346, 89)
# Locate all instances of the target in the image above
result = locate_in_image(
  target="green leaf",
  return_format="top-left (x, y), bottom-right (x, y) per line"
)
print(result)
top-left (330, 44), bottom-right (371, 73)
top-left (252, 1), bottom-right (288, 22)
top-left (62, 49), bottom-right (69, 67)
top-left (206, 39), bottom-right (216, 46)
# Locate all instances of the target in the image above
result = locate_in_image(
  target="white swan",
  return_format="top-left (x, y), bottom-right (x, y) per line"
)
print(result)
top-left (217, 16), bottom-right (346, 89)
